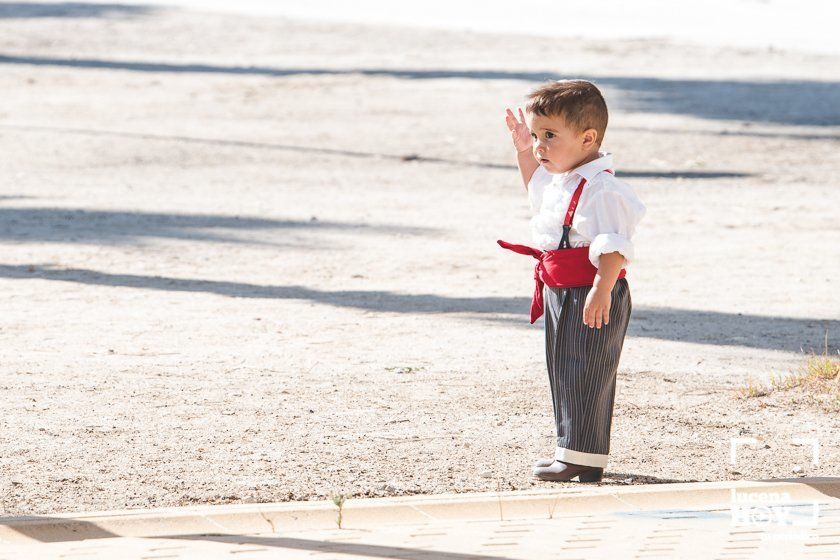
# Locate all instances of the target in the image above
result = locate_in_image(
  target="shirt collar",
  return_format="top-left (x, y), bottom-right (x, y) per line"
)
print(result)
top-left (556, 152), bottom-right (613, 183)
top-left (570, 151), bottom-right (613, 182)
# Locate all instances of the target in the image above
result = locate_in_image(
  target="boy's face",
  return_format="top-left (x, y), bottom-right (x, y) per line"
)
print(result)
top-left (527, 112), bottom-right (596, 174)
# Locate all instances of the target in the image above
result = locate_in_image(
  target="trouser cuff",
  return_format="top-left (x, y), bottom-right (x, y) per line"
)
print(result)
top-left (555, 446), bottom-right (608, 468)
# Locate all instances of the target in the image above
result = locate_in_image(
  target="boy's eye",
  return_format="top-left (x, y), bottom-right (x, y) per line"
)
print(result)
top-left (530, 132), bottom-right (537, 139)
top-left (545, 131), bottom-right (554, 139)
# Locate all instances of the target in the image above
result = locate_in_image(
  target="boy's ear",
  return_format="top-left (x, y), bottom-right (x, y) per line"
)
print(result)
top-left (581, 128), bottom-right (599, 148)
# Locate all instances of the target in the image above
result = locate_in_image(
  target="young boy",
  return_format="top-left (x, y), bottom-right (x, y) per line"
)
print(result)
top-left (502, 80), bottom-right (645, 482)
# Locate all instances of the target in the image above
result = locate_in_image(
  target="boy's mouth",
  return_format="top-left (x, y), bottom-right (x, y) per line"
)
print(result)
top-left (539, 158), bottom-right (550, 164)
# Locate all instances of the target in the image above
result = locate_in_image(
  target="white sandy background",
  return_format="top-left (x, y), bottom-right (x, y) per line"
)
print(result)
top-left (29, 0), bottom-right (840, 54)
top-left (0, 2), bottom-right (838, 513)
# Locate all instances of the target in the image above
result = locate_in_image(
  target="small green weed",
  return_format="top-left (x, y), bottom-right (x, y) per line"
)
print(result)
top-left (331, 493), bottom-right (346, 528)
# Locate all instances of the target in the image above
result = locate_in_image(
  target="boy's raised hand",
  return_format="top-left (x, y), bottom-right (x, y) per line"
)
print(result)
top-left (505, 107), bottom-right (533, 153)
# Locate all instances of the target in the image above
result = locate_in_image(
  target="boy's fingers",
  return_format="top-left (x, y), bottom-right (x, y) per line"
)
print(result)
top-left (518, 107), bottom-right (526, 124)
top-left (504, 111), bottom-right (515, 130)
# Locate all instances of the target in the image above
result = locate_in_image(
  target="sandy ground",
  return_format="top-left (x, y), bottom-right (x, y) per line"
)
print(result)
top-left (0, 5), bottom-right (839, 515)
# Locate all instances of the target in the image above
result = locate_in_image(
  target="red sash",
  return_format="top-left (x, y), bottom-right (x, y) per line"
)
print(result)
top-left (497, 173), bottom-right (626, 324)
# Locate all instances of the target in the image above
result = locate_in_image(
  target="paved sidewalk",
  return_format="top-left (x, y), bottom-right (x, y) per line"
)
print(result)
top-left (1, 479), bottom-right (839, 559)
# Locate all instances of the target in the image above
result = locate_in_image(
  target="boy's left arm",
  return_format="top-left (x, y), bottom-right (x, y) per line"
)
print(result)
top-left (583, 252), bottom-right (625, 329)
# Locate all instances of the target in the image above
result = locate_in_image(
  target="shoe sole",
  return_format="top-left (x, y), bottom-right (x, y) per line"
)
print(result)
top-left (533, 468), bottom-right (604, 483)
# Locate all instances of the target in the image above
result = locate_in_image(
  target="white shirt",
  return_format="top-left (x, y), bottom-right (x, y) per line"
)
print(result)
top-left (527, 151), bottom-right (646, 269)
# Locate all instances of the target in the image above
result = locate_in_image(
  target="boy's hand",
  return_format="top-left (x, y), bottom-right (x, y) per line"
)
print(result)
top-left (583, 287), bottom-right (611, 329)
top-left (505, 107), bottom-right (533, 153)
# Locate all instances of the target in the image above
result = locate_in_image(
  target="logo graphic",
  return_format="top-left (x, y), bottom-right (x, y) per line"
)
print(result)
top-left (728, 434), bottom-right (821, 534)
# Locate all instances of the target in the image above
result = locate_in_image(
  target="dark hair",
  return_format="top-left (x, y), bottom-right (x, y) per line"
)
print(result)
top-left (526, 80), bottom-right (608, 146)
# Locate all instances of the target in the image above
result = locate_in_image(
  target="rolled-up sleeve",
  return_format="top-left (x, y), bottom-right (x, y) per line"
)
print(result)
top-left (574, 189), bottom-right (646, 269)
top-left (589, 233), bottom-right (635, 268)
top-left (527, 165), bottom-right (552, 212)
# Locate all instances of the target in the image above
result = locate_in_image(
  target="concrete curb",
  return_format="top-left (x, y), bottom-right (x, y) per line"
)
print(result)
top-left (1, 478), bottom-right (838, 544)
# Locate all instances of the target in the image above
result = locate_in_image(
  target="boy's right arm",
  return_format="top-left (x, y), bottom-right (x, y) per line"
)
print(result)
top-left (516, 147), bottom-right (540, 191)
top-left (505, 107), bottom-right (539, 190)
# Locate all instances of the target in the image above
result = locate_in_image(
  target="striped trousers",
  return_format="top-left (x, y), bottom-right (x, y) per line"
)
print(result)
top-left (543, 278), bottom-right (632, 468)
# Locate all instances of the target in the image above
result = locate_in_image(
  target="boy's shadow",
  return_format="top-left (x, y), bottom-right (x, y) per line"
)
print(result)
top-left (599, 472), bottom-right (696, 484)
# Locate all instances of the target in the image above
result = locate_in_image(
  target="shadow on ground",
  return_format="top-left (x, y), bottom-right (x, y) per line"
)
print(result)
top-left (1, 55), bottom-right (838, 126)
top-left (763, 477), bottom-right (840, 500)
top-left (175, 535), bottom-right (515, 559)
top-left (0, 263), bottom-right (835, 354)
top-left (601, 472), bottom-right (697, 484)
top-left (0, 2), bottom-right (155, 19)
top-left (0, 123), bottom-right (755, 178)
top-left (0, 208), bottom-right (438, 246)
